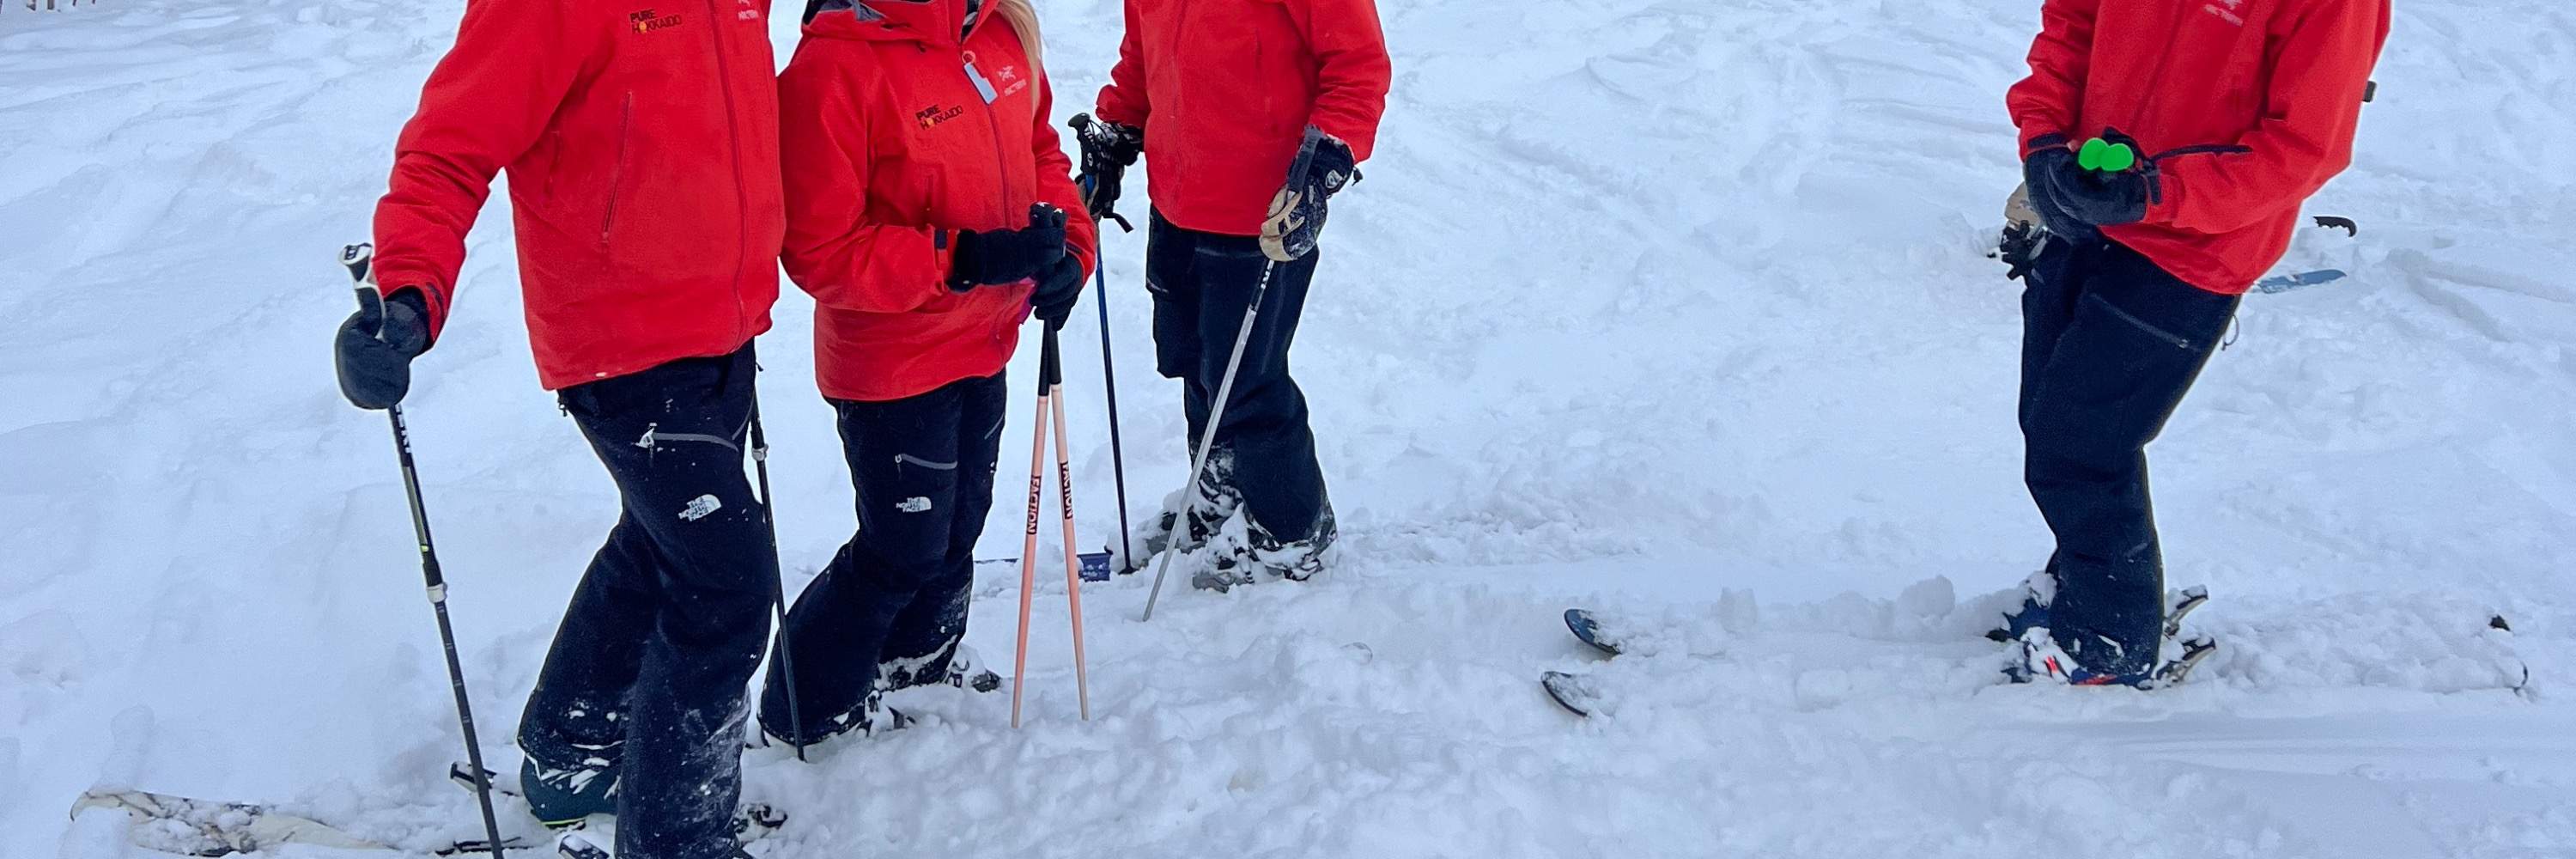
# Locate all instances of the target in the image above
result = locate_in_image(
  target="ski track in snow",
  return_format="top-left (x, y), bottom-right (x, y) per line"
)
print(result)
top-left (4, 0), bottom-right (2574, 856)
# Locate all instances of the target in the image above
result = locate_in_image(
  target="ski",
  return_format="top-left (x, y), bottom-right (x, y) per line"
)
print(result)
top-left (2154, 637), bottom-right (2220, 686)
top-left (447, 763), bottom-right (787, 844)
top-left (2252, 268), bottom-right (2348, 294)
top-left (1562, 608), bottom-right (1623, 656)
top-left (70, 789), bottom-right (535, 856)
top-left (1539, 670), bottom-right (1602, 717)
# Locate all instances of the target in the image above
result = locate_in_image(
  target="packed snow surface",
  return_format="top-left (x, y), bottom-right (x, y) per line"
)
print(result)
top-left (4, 0), bottom-right (2573, 856)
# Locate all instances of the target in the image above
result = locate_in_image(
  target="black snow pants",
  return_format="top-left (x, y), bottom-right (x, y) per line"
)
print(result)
top-left (1146, 210), bottom-right (1331, 541)
top-left (518, 344), bottom-right (775, 859)
top-left (760, 372), bottom-right (1008, 742)
top-left (2020, 239), bottom-right (2241, 676)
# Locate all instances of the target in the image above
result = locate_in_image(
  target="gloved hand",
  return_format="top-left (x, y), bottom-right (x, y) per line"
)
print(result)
top-left (2018, 134), bottom-right (2101, 243)
top-left (950, 204), bottom-right (1069, 291)
top-left (1071, 113), bottom-right (1144, 227)
top-left (1029, 253), bottom-right (1084, 330)
top-left (335, 287), bottom-right (434, 410)
top-left (1259, 133), bottom-right (1358, 263)
top-left (2031, 131), bottom-right (2156, 229)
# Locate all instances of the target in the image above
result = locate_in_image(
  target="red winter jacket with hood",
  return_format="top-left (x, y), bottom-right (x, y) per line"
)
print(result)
top-left (1094, 0), bottom-right (1392, 235)
top-left (2008, 0), bottom-right (2390, 295)
top-left (372, 0), bottom-right (785, 389)
top-left (780, 0), bottom-right (1097, 402)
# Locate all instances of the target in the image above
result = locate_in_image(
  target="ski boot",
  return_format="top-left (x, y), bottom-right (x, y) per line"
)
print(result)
top-left (1194, 505), bottom-right (1338, 592)
top-left (760, 686), bottom-right (897, 754)
top-left (880, 642), bottom-right (1003, 695)
top-left (2007, 627), bottom-right (2215, 688)
top-left (1988, 572), bottom-right (2208, 645)
top-left (1135, 448), bottom-right (1241, 559)
top-left (1987, 568), bottom-right (2060, 643)
top-left (518, 749), bottom-right (618, 830)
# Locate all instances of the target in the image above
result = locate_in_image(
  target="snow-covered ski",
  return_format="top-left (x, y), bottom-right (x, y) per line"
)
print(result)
top-left (1539, 670), bottom-right (1602, 717)
top-left (1562, 608), bottom-right (1622, 656)
top-left (70, 789), bottom-right (534, 856)
top-left (2252, 268), bottom-right (2348, 294)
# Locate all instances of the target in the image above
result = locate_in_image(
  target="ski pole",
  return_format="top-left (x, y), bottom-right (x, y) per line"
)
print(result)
top-left (338, 244), bottom-right (507, 859)
top-left (1072, 140), bottom-right (1139, 575)
top-left (1042, 328), bottom-right (1093, 719)
top-left (745, 398), bottom-right (806, 762)
top-left (1085, 184), bottom-right (1139, 575)
top-left (1141, 125), bottom-right (1323, 623)
top-left (1009, 339), bottom-right (1054, 728)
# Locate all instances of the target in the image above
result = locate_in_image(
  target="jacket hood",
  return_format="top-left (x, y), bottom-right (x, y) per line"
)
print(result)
top-left (803, 0), bottom-right (974, 45)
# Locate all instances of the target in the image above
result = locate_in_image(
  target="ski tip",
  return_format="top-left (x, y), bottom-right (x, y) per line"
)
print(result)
top-left (1563, 609), bottom-right (1621, 656)
top-left (1540, 670), bottom-right (1598, 717)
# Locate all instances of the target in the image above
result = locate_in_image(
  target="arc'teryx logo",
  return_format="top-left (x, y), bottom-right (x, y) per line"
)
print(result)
top-left (916, 103), bottom-right (965, 130)
top-left (629, 8), bottom-right (683, 33)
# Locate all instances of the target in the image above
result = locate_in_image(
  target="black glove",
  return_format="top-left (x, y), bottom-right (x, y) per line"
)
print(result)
top-left (1259, 134), bottom-right (1358, 263)
top-left (951, 204), bottom-right (1069, 291)
top-left (2019, 134), bottom-right (2101, 243)
top-left (335, 287), bottom-right (434, 410)
top-left (2032, 131), bottom-right (2156, 229)
top-left (1029, 253), bottom-right (1084, 330)
top-left (1071, 113), bottom-right (1143, 227)
top-left (1999, 220), bottom-right (2046, 282)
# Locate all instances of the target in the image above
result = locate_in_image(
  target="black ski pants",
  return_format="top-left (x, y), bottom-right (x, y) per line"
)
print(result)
top-left (1146, 210), bottom-right (1330, 541)
top-left (519, 344), bottom-right (774, 859)
top-left (760, 372), bottom-right (1007, 742)
top-left (2020, 239), bottom-right (2240, 676)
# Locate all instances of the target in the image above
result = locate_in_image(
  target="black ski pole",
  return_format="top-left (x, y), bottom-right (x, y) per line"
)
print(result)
top-left (1141, 125), bottom-right (1323, 622)
top-left (339, 244), bottom-right (507, 859)
top-left (1079, 174), bottom-right (1139, 574)
top-left (746, 397), bottom-right (806, 762)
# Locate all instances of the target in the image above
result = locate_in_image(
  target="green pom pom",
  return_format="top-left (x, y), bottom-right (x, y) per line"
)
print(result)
top-left (2078, 137), bottom-right (2136, 173)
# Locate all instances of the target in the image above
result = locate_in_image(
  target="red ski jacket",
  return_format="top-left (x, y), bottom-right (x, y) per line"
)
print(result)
top-left (1094, 0), bottom-right (1392, 235)
top-left (371, 0), bottom-right (785, 390)
top-left (779, 0), bottom-right (1097, 403)
top-left (2008, 0), bottom-right (2389, 295)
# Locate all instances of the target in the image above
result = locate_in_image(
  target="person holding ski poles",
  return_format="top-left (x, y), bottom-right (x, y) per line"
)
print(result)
top-left (1078, 0), bottom-right (1390, 589)
top-left (1998, 0), bottom-right (2388, 685)
top-left (329, 0), bottom-right (787, 856)
top-left (756, 0), bottom-right (1094, 746)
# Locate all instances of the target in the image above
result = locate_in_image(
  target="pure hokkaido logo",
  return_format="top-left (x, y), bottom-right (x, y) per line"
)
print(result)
top-left (629, 8), bottom-right (683, 33)
top-left (915, 103), bottom-right (965, 130)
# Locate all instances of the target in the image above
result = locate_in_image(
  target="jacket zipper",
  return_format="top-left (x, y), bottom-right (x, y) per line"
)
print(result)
top-left (705, 0), bottom-right (751, 342)
top-left (964, 50), bottom-right (1027, 344)
top-left (601, 94), bottom-right (633, 244)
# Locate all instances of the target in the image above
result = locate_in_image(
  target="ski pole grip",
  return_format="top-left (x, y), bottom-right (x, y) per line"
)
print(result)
top-left (1039, 326), bottom-right (1063, 390)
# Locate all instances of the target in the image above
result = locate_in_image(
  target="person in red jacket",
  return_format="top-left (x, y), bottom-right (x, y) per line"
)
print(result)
top-left (1078, 0), bottom-right (1390, 589)
top-left (327, 0), bottom-right (786, 854)
top-left (755, 0), bottom-right (1095, 746)
top-left (1999, 0), bottom-right (2388, 685)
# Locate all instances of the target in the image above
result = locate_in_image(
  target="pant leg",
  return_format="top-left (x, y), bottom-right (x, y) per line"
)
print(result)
top-left (759, 378), bottom-right (978, 739)
top-left (2020, 242), bottom-right (2241, 675)
top-left (1185, 228), bottom-right (1330, 541)
top-left (1147, 210), bottom-right (1212, 446)
top-left (562, 345), bottom-right (775, 859)
top-left (517, 511), bottom-right (660, 774)
top-left (873, 372), bottom-right (1009, 689)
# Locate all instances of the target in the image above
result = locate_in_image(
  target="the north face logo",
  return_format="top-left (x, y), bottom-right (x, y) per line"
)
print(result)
top-left (629, 8), bottom-right (683, 32)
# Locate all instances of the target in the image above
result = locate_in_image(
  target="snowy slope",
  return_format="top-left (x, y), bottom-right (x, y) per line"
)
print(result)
top-left (5, 0), bottom-right (2574, 856)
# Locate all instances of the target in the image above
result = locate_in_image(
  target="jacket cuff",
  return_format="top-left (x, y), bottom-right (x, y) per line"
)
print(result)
top-left (376, 274), bottom-right (449, 340)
